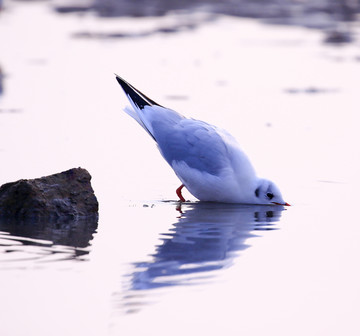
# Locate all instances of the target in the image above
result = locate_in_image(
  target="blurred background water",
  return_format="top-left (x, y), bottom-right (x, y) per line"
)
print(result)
top-left (0, 0), bottom-right (360, 335)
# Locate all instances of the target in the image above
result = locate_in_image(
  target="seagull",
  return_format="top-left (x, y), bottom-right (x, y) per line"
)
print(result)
top-left (115, 75), bottom-right (290, 206)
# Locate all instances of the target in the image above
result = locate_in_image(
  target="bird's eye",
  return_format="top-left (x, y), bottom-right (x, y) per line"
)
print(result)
top-left (266, 192), bottom-right (274, 200)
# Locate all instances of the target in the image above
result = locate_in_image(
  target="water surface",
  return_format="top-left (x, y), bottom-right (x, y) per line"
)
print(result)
top-left (0, 2), bottom-right (360, 335)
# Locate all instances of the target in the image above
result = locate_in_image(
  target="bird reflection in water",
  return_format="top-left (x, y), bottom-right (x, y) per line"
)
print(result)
top-left (121, 202), bottom-right (285, 313)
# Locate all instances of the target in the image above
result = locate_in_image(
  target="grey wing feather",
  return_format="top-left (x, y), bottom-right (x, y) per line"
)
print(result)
top-left (152, 118), bottom-right (230, 175)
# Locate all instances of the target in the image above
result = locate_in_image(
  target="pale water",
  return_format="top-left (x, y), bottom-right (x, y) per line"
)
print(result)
top-left (0, 2), bottom-right (360, 335)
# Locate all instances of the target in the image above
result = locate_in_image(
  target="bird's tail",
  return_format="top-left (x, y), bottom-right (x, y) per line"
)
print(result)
top-left (123, 105), bottom-right (155, 138)
top-left (115, 74), bottom-right (158, 141)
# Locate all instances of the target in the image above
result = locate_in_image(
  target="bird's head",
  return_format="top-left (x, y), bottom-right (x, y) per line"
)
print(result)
top-left (254, 178), bottom-right (290, 206)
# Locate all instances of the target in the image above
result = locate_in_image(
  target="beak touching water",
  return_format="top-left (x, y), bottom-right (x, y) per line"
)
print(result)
top-left (272, 202), bottom-right (291, 206)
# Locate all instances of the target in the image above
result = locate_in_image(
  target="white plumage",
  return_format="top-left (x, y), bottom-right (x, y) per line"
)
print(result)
top-left (116, 75), bottom-right (289, 206)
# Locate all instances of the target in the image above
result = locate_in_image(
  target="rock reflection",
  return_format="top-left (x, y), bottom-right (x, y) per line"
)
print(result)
top-left (0, 217), bottom-right (98, 266)
top-left (121, 202), bottom-right (285, 313)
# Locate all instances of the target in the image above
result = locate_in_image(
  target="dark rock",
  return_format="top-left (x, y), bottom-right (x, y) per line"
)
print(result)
top-left (0, 168), bottom-right (98, 221)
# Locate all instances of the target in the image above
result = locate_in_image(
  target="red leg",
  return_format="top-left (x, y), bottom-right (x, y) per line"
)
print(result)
top-left (176, 184), bottom-right (186, 202)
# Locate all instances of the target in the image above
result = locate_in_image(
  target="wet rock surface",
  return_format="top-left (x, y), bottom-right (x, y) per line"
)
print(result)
top-left (0, 168), bottom-right (98, 221)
